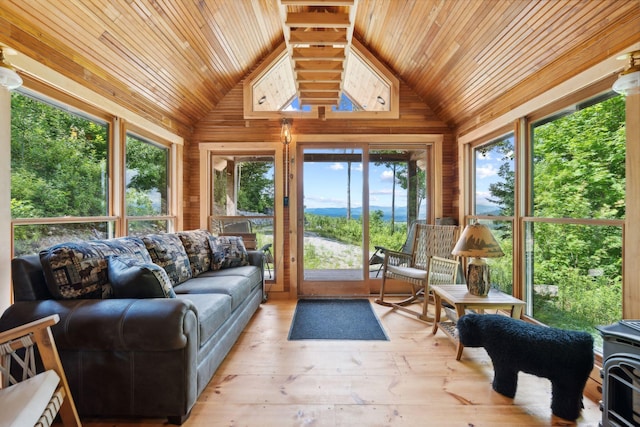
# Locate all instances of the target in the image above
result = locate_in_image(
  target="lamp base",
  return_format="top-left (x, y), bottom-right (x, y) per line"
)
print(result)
top-left (466, 258), bottom-right (491, 296)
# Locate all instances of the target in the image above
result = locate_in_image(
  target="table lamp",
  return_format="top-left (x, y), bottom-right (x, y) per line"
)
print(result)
top-left (452, 222), bottom-right (504, 296)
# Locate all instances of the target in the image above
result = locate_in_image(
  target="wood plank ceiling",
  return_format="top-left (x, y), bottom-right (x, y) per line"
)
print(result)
top-left (0, 1), bottom-right (638, 136)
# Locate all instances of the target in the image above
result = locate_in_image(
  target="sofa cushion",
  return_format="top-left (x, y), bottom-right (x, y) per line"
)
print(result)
top-left (141, 234), bottom-right (192, 286)
top-left (208, 235), bottom-right (250, 270)
top-left (198, 266), bottom-right (263, 292)
top-left (176, 294), bottom-right (232, 346)
top-left (174, 275), bottom-right (252, 311)
top-left (108, 256), bottom-right (176, 299)
top-left (177, 230), bottom-right (212, 277)
top-left (39, 237), bottom-right (153, 300)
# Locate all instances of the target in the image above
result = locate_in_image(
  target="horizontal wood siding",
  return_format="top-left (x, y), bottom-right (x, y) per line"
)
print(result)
top-left (186, 77), bottom-right (456, 292)
top-left (188, 80), bottom-right (455, 220)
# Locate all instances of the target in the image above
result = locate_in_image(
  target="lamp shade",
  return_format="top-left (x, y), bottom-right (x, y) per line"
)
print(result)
top-left (613, 70), bottom-right (640, 95)
top-left (281, 118), bottom-right (292, 144)
top-left (0, 49), bottom-right (22, 90)
top-left (613, 50), bottom-right (640, 95)
top-left (452, 222), bottom-right (504, 258)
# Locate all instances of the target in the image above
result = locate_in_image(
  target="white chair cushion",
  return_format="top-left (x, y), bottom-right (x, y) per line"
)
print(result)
top-left (387, 264), bottom-right (427, 280)
top-left (0, 370), bottom-right (60, 427)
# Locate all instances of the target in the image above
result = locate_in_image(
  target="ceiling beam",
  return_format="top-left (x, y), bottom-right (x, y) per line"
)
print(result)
top-left (299, 98), bottom-right (339, 105)
top-left (292, 47), bottom-right (345, 61)
top-left (286, 12), bottom-right (350, 28)
top-left (279, 0), bottom-right (357, 108)
top-left (295, 61), bottom-right (343, 71)
top-left (281, 0), bottom-right (355, 6)
top-left (298, 82), bottom-right (341, 91)
top-left (297, 70), bottom-right (343, 82)
top-left (299, 91), bottom-right (340, 98)
top-left (289, 30), bottom-right (348, 46)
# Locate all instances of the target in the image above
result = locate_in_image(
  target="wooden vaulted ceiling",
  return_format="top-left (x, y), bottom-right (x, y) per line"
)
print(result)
top-left (0, 1), bottom-right (638, 136)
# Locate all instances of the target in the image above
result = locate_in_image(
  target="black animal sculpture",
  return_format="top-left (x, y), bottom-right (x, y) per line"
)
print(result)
top-left (456, 313), bottom-right (593, 421)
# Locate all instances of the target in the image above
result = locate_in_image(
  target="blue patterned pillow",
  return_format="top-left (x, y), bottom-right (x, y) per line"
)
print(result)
top-left (209, 235), bottom-right (250, 270)
top-left (177, 230), bottom-right (212, 277)
top-left (141, 233), bottom-right (192, 286)
top-left (39, 237), bottom-right (154, 299)
top-left (40, 241), bottom-right (112, 299)
top-left (103, 236), bottom-right (153, 263)
top-left (107, 256), bottom-right (176, 299)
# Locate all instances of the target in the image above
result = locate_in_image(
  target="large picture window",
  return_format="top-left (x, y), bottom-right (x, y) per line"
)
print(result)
top-left (528, 94), bottom-right (625, 347)
top-left (125, 133), bottom-right (170, 236)
top-left (11, 91), bottom-right (110, 256)
top-left (472, 134), bottom-right (514, 295)
top-left (10, 85), bottom-right (178, 256)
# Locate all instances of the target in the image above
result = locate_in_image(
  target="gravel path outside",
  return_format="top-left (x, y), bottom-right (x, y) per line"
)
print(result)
top-left (303, 233), bottom-right (371, 269)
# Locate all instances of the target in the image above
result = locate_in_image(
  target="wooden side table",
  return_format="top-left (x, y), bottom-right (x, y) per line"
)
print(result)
top-left (431, 284), bottom-right (525, 360)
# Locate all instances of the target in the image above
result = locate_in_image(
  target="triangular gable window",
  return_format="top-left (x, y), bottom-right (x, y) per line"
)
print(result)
top-left (283, 97), bottom-right (313, 112)
top-left (243, 39), bottom-right (398, 120)
top-left (331, 93), bottom-right (363, 112)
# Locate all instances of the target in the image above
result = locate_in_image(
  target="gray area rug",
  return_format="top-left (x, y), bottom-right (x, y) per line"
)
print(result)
top-left (288, 299), bottom-right (389, 341)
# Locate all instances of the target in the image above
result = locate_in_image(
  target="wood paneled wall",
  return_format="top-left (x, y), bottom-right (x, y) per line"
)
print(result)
top-left (185, 76), bottom-right (456, 292)
top-left (187, 78), bottom-right (455, 226)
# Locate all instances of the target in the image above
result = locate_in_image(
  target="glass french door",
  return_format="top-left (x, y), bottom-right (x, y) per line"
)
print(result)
top-left (298, 144), bottom-right (429, 296)
top-left (367, 146), bottom-right (428, 293)
top-left (300, 147), bottom-right (366, 295)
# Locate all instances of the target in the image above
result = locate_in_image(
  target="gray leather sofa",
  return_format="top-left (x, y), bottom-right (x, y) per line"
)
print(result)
top-left (0, 230), bottom-right (264, 424)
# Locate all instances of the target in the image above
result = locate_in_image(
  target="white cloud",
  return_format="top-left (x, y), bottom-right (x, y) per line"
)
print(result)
top-left (329, 163), bottom-right (344, 170)
top-left (476, 164), bottom-right (498, 179)
top-left (371, 188), bottom-right (393, 196)
top-left (304, 195), bottom-right (345, 208)
top-left (381, 170), bottom-right (395, 181)
top-left (475, 190), bottom-right (492, 204)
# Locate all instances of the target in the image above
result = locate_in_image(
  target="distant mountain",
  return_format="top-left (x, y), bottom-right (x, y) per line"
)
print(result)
top-left (305, 206), bottom-right (407, 222)
top-left (475, 203), bottom-right (503, 215)
top-left (305, 204), bottom-right (503, 220)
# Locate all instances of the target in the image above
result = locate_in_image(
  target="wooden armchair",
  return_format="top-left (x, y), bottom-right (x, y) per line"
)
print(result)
top-left (0, 314), bottom-right (81, 427)
top-left (375, 224), bottom-right (460, 321)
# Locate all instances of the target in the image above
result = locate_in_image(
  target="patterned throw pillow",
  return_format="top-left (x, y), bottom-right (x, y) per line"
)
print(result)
top-left (103, 236), bottom-right (153, 263)
top-left (40, 241), bottom-right (112, 299)
top-left (208, 235), bottom-right (250, 270)
top-left (177, 230), bottom-right (212, 277)
top-left (39, 237), bottom-right (154, 300)
top-left (141, 233), bottom-right (192, 286)
top-left (107, 256), bottom-right (176, 298)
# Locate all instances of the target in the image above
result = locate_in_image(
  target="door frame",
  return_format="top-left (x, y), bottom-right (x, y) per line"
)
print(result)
top-left (198, 142), bottom-right (285, 294)
top-left (291, 134), bottom-right (444, 298)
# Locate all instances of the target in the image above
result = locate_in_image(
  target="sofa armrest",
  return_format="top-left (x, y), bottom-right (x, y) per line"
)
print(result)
top-left (12, 255), bottom-right (52, 301)
top-left (0, 298), bottom-right (198, 352)
top-left (246, 250), bottom-right (264, 268)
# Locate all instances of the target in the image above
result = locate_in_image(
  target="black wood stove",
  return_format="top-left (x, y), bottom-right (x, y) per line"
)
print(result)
top-left (598, 321), bottom-right (640, 426)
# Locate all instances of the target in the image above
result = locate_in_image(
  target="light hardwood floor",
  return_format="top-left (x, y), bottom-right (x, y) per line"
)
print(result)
top-left (82, 299), bottom-right (601, 426)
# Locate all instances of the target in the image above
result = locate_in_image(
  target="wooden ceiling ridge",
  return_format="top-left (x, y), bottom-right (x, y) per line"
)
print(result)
top-left (279, 0), bottom-right (357, 107)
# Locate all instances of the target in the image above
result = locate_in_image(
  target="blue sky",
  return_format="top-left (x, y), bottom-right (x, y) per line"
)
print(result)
top-left (474, 138), bottom-right (514, 209)
top-left (302, 149), bottom-right (414, 211)
top-left (303, 159), bottom-right (366, 209)
top-left (300, 146), bottom-right (510, 212)
top-left (475, 150), bottom-right (500, 207)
